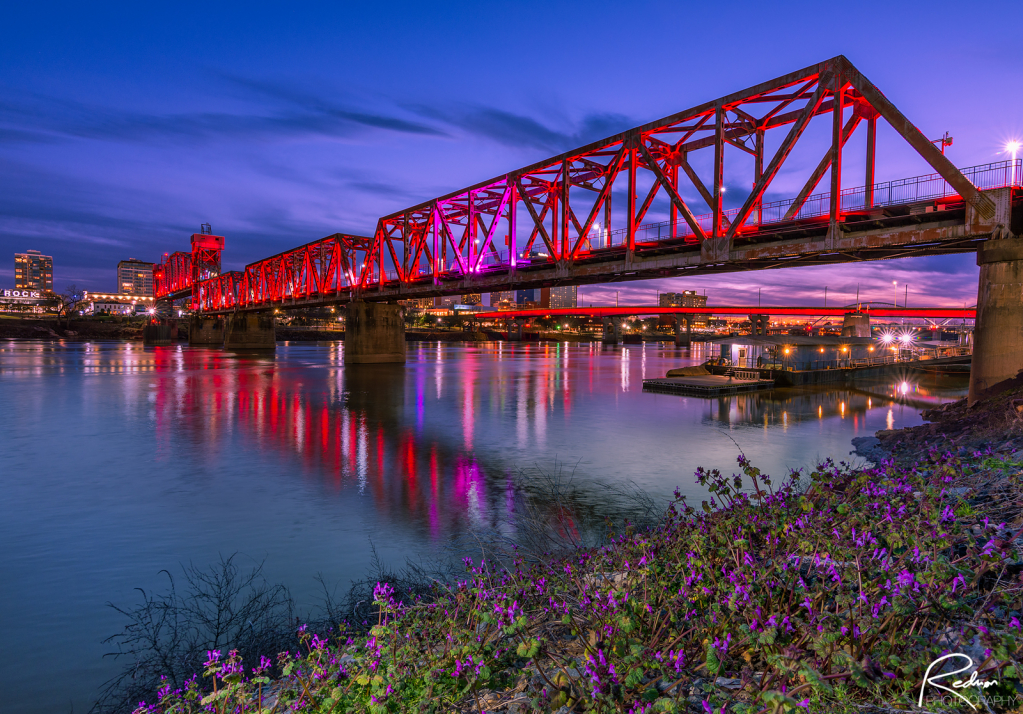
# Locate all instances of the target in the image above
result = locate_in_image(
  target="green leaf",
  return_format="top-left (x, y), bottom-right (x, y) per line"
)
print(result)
top-left (624, 666), bottom-right (645, 688)
top-left (758, 627), bottom-right (777, 645)
top-left (705, 643), bottom-right (721, 676)
top-left (850, 662), bottom-right (872, 690)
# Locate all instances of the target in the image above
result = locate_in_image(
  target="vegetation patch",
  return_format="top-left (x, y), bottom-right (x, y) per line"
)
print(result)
top-left (123, 447), bottom-right (1022, 714)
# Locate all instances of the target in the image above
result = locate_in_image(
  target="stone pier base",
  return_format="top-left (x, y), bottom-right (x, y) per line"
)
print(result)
top-left (970, 237), bottom-right (1023, 404)
top-left (189, 316), bottom-right (225, 346)
top-left (224, 313), bottom-right (276, 350)
top-left (344, 301), bottom-right (406, 364)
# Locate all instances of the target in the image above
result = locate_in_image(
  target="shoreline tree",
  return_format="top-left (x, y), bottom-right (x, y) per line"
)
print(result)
top-left (49, 284), bottom-right (85, 330)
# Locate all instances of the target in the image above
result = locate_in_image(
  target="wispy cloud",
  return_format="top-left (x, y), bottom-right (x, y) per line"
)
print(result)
top-left (0, 85), bottom-right (447, 148)
top-left (407, 103), bottom-right (636, 154)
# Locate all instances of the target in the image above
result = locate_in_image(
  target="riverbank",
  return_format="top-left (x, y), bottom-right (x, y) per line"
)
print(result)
top-left (130, 388), bottom-right (1023, 713)
top-left (0, 317), bottom-right (143, 340)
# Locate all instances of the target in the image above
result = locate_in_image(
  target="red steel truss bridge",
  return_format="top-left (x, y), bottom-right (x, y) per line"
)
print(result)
top-left (154, 55), bottom-right (1021, 314)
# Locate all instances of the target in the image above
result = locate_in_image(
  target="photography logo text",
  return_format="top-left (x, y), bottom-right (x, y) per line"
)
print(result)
top-left (918, 653), bottom-right (1013, 710)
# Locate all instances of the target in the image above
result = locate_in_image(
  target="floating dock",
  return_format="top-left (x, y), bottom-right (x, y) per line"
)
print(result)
top-left (642, 373), bottom-right (775, 396)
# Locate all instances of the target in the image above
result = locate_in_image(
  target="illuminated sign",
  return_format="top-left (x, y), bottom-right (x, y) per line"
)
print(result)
top-left (3, 289), bottom-right (41, 299)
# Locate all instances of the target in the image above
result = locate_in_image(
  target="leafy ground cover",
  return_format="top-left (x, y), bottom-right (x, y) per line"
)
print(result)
top-left (131, 441), bottom-right (1023, 713)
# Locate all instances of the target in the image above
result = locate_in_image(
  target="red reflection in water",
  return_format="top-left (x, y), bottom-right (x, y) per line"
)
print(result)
top-left (142, 351), bottom-right (571, 542)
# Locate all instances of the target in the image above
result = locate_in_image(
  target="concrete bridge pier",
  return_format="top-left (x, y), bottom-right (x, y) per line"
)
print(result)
top-left (507, 318), bottom-right (526, 341)
top-left (142, 319), bottom-right (176, 346)
top-left (673, 315), bottom-right (693, 346)
top-left (601, 317), bottom-right (622, 344)
top-left (189, 316), bottom-right (225, 346)
top-left (224, 313), bottom-right (276, 350)
top-left (344, 301), bottom-right (406, 364)
top-left (748, 314), bottom-right (769, 336)
top-left (969, 237), bottom-right (1023, 404)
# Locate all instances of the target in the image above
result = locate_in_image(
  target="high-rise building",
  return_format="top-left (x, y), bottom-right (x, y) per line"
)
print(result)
top-left (14, 250), bottom-right (53, 292)
top-left (515, 289), bottom-right (536, 306)
top-left (550, 285), bottom-right (578, 308)
top-left (659, 290), bottom-right (707, 308)
top-left (460, 293), bottom-right (482, 305)
top-left (514, 288), bottom-right (550, 307)
top-left (491, 291), bottom-right (515, 307)
top-left (659, 290), bottom-right (710, 327)
top-left (117, 259), bottom-right (155, 296)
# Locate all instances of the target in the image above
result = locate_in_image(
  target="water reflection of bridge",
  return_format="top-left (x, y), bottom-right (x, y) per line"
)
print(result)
top-left (143, 343), bottom-right (658, 544)
top-left (136, 343), bottom-right (969, 545)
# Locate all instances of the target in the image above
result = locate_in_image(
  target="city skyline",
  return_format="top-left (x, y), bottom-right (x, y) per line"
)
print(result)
top-left (2, 1), bottom-right (1020, 307)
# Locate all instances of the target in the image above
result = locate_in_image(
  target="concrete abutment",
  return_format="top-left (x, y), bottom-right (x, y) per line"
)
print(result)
top-left (969, 236), bottom-right (1023, 404)
top-left (344, 301), bottom-right (406, 364)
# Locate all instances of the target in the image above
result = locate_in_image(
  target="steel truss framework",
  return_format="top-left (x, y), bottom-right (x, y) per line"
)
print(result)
top-left (159, 56), bottom-right (1006, 313)
top-left (155, 233), bottom-right (225, 307)
top-left (153, 251), bottom-right (192, 299)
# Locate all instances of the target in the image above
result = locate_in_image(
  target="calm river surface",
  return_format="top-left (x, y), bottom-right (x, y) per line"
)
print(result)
top-left (0, 339), bottom-right (968, 712)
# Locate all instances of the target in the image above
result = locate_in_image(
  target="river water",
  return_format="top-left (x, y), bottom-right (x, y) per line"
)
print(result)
top-left (0, 339), bottom-right (968, 712)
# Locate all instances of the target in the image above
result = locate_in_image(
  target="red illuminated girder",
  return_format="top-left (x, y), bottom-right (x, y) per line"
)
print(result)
top-left (490, 305), bottom-right (977, 320)
top-left (155, 233), bottom-right (225, 305)
top-left (183, 55), bottom-right (1004, 314)
top-left (154, 251), bottom-right (192, 298)
top-left (196, 271), bottom-right (242, 312)
top-left (193, 233), bottom-right (376, 308)
top-left (188, 233), bottom-right (225, 309)
top-left (371, 54), bottom-right (995, 288)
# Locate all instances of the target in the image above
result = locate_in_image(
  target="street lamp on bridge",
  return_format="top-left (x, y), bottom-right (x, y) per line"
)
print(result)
top-left (1008, 140), bottom-right (1021, 186)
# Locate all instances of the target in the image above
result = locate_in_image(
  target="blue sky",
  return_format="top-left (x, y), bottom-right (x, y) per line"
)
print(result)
top-left (1, 0), bottom-right (1020, 307)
